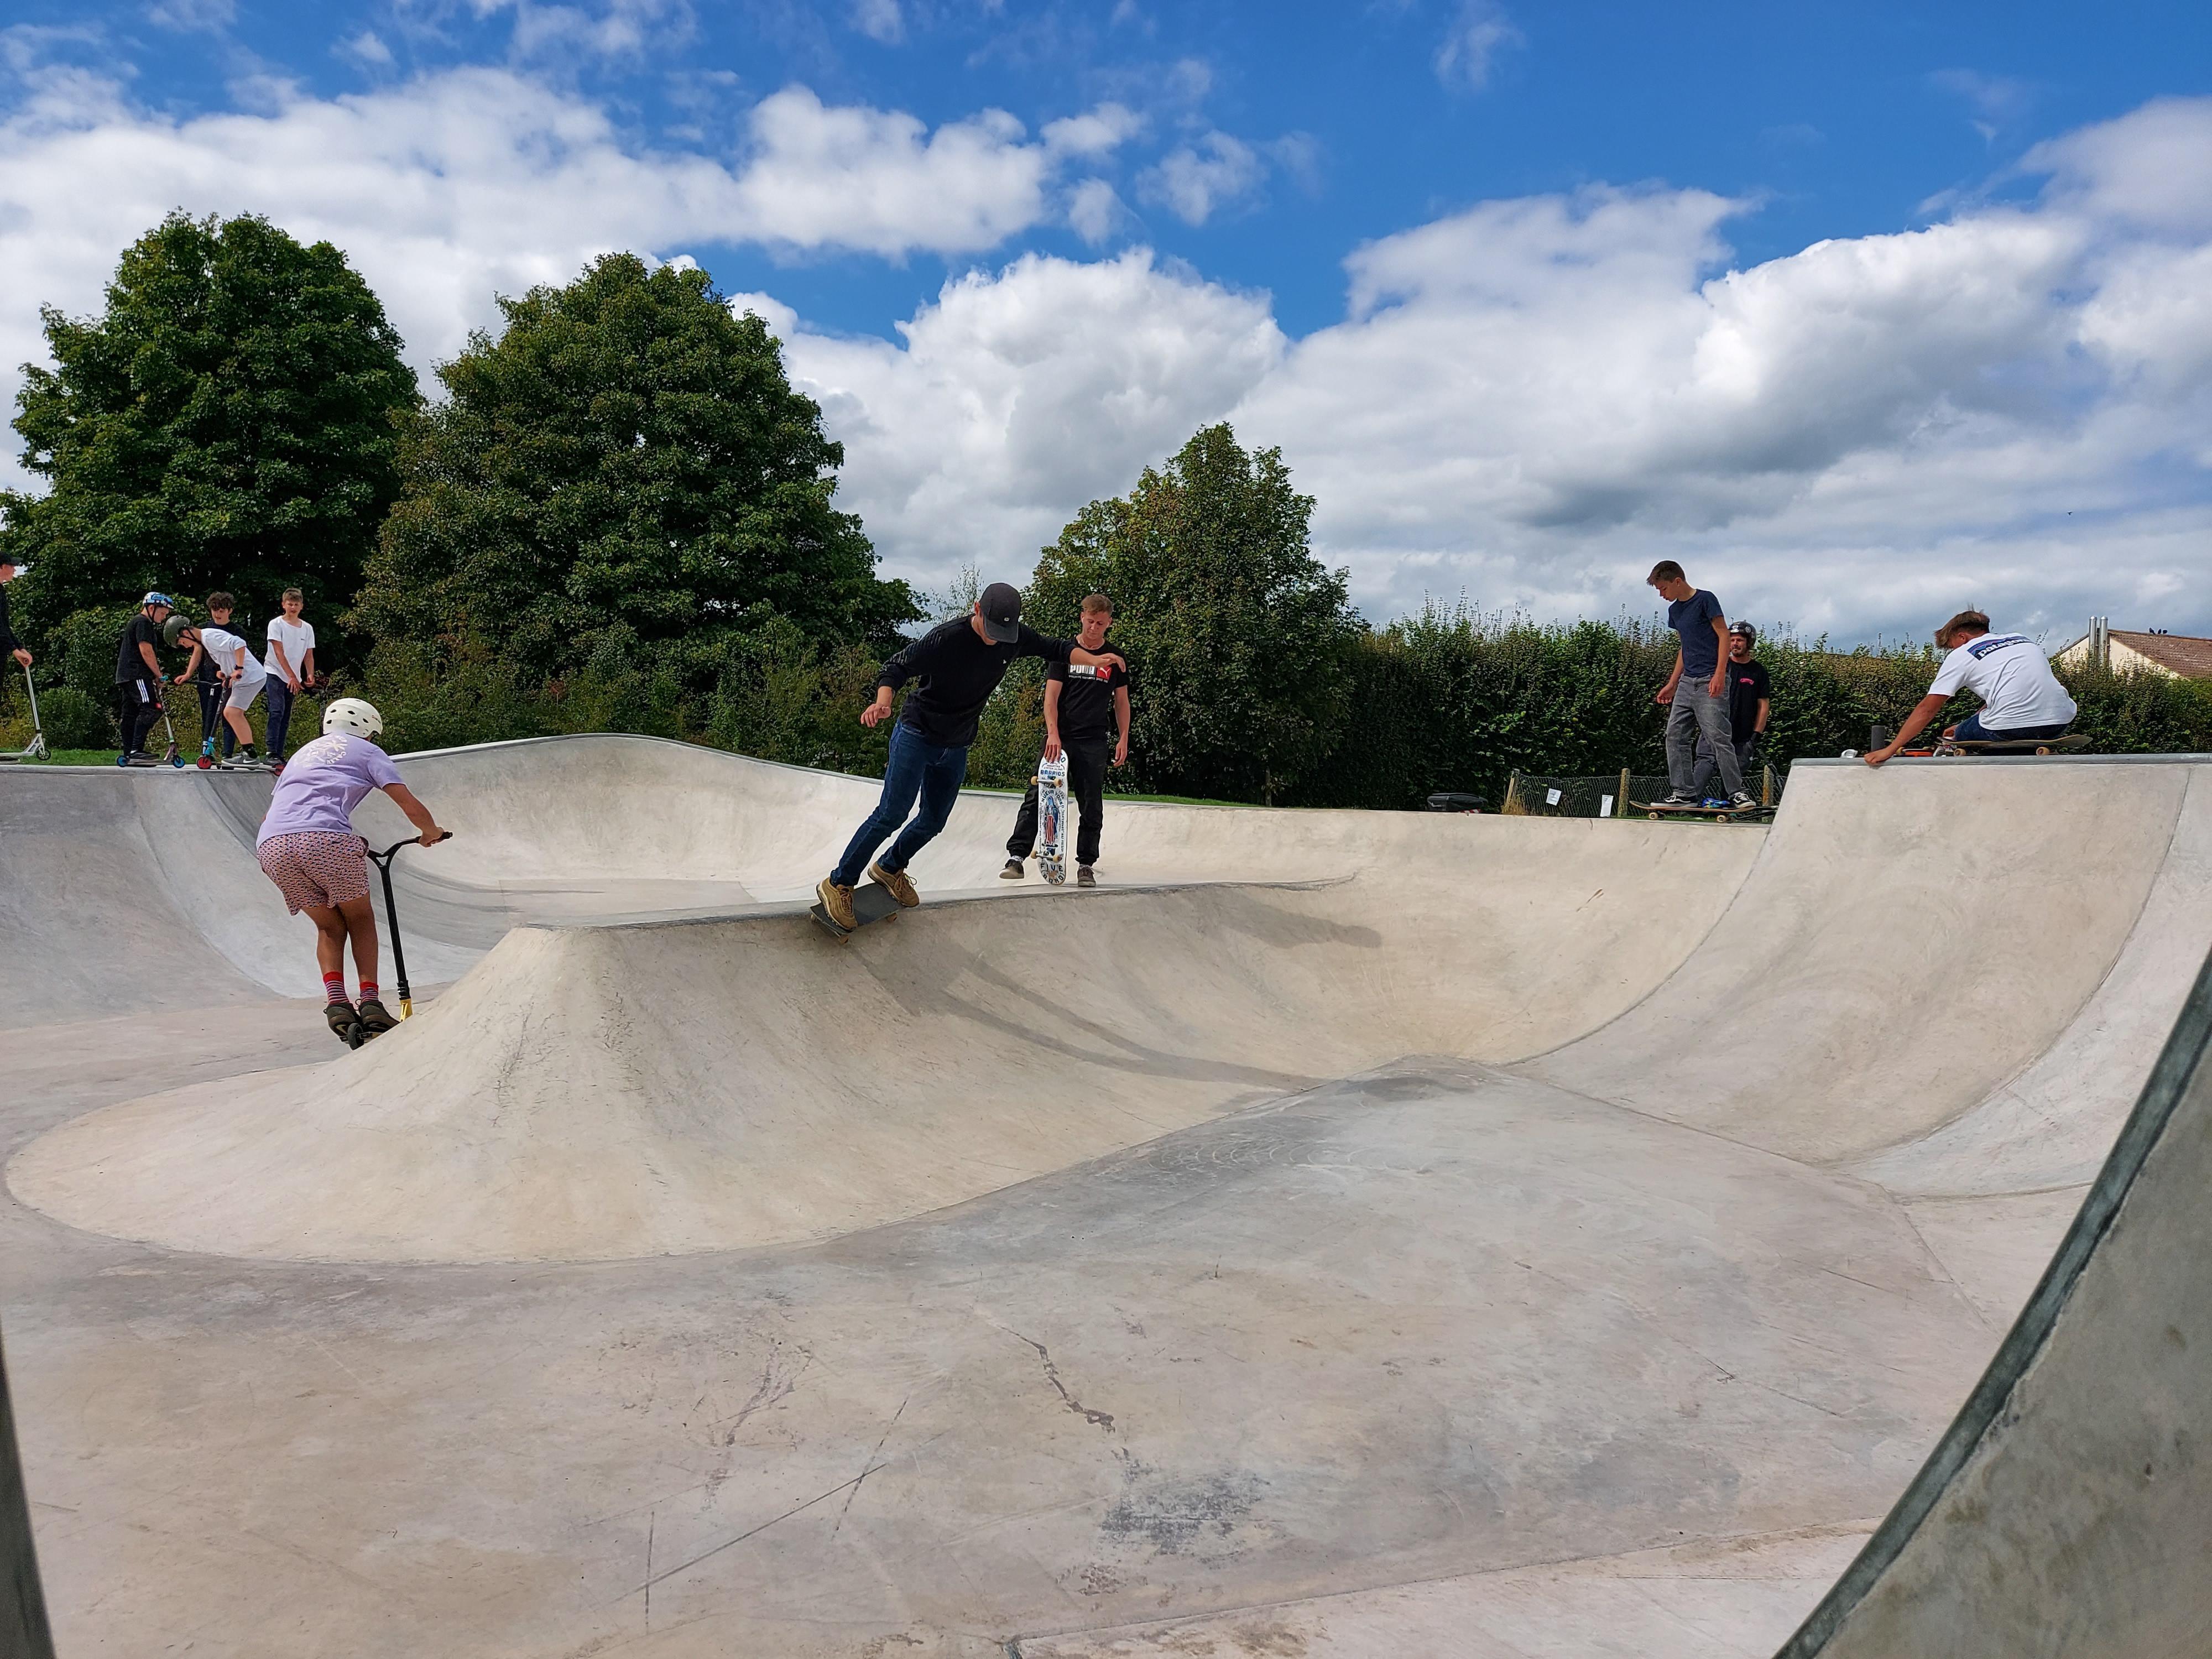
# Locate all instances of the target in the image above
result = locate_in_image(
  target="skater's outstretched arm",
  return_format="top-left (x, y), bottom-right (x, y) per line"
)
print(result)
top-left (1863, 693), bottom-right (1950, 767)
top-left (1113, 682), bottom-right (1132, 767)
top-left (383, 782), bottom-right (448, 847)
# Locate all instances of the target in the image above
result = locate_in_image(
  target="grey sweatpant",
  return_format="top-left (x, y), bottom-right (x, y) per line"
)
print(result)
top-left (1666, 679), bottom-right (1743, 796)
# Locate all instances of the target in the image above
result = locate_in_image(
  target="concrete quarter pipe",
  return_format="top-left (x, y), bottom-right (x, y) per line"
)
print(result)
top-left (0, 735), bottom-right (2205, 1656)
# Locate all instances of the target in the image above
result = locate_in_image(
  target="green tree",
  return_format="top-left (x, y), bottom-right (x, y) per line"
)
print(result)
top-left (354, 253), bottom-right (915, 696)
top-left (0, 212), bottom-right (417, 652)
top-left (1030, 424), bottom-right (1359, 803)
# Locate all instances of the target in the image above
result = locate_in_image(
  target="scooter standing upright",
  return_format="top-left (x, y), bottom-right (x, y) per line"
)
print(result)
top-left (0, 662), bottom-right (47, 764)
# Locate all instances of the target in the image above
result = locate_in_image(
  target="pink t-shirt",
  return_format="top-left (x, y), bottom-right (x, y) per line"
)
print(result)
top-left (256, 733), bottom-right (404, 845)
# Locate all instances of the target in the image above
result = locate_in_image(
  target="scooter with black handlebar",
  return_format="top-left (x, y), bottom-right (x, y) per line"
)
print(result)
top-left (336, 831), bottom-right (453, 1047)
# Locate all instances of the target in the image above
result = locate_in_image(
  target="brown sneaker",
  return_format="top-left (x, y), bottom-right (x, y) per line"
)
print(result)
top-left (868, 861), bottom-right (920, 907)
top-left (1077, 864), bottom-right (1097, 887)
top-left (1000, 858), bottom-right (1025, 880)
top-left (816, 876), bottom-right (857, 930)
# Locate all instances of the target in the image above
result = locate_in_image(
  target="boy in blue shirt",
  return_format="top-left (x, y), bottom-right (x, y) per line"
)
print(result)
top-left (1648, 561), bottom-right (1755, 810)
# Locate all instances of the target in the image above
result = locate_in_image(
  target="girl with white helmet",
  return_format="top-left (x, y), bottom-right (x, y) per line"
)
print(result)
top-left (255, 698), bottom-right (448, 1044)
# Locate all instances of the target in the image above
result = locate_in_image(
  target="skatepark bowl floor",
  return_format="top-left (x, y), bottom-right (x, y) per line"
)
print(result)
top-left (2, 734), bottom-right (2209, 1657)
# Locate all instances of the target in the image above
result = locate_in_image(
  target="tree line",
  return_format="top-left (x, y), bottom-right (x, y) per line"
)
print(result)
top-left (4, 212), bottom-right (2207, 795)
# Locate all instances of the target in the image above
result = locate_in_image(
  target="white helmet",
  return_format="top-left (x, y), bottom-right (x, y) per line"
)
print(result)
top-left (322, 697), bottom-right (384, 740)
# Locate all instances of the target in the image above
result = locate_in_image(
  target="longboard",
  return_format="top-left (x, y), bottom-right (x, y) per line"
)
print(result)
top-left (810, 880), bottom-right (906, 940)
top-left (1035, 753), bottom-right (1071, 885)
top-left (1631, 799), bottom-right (1772, 821)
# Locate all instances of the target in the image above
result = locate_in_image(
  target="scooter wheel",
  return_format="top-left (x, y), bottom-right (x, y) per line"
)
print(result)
top-left (196, 755), bottom-right (213, 770)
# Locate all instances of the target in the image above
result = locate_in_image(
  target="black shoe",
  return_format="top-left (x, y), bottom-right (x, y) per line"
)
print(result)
top-left (1000, 858), bottom-right (1025, 880)
top-left (356, 998), bottom-right (399, 1035)
top-left (1728, 791), bottom-right (1759, 811)
top-left (1658, 790), bottom-right (1698, 806)
top-left (325, 1000), bottom-right (363, 1046)
top-left (1077, 865), bottom-right (1097, 887)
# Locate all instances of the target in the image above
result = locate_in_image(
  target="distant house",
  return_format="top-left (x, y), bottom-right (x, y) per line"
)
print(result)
top-left (2053, 625), bottom-right (2212, 680)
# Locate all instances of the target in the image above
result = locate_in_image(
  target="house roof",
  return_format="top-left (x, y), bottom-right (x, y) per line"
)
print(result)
top-left (2112, 630), bottom-right (2212, 679)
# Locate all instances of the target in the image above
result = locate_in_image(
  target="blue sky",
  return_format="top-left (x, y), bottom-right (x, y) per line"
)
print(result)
top-left (3, 1), bottom-right (2209, 639)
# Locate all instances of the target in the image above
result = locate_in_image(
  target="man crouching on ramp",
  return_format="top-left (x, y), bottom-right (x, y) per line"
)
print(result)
top-left (818, 582), bottom-right (1126, 930)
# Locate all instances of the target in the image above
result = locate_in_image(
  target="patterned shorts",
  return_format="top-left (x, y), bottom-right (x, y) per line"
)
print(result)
top-left (258, 831), bottom-right (370, 914)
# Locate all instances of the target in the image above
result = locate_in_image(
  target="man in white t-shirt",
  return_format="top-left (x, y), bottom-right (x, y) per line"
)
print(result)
top-left (1864, 609), bottom-right (2078, 766)
top-left (263, 587), bottom-right (317, 765)
top-left (167, 597), bottom-right (268, 765)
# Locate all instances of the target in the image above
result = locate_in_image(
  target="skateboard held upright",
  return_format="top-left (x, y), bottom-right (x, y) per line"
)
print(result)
top-left (1035, 753), bottom-right (1071, 885)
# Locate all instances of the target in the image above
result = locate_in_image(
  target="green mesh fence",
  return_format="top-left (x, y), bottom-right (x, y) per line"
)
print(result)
top-left (1499, 767), bottom-right (1785, 818)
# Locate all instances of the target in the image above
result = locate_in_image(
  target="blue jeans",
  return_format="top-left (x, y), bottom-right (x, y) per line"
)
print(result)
top-left (264, 677), bottom-right (298, 760)
top-left (832, 721), bottom-right (968, 886)
top-left (1955, 713), bottom-right (2070, 743)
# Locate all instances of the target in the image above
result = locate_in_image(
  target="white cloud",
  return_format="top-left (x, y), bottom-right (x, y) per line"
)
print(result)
top-left (851, 0), bottom-right (902, 46)
top-left (146, 0), bottom-right (236, 32)
top-left (0, 64), bottom-right (1079, 448)
top-left (762, 100), bottom-right (2212, 641)
top-left (1929, 68), bottom-right (2032, 143)
top-left (1066, 177), bottom-right (1126, 244)
top-left (768, 250), bottom-right (1286, 586)
top-left (1041, 101), bottom-right (1142, 158)
top-left (337, 30), bottom-right (395, 69)
top-left (492, 0), bottom-right (696, 62)
top-left (1436, 0), bottom-right (1521, 93)
top-left (1138, 130), bottom-right (1262, 226)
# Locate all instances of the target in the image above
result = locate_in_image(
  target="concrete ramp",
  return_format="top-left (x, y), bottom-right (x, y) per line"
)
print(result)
top-left (11, 810), bottom-right (1759, 1262)
top-left (1777, 946), bottom-right (2212, 1659)
top-left (6, 739), bottom-right (2210, 1657)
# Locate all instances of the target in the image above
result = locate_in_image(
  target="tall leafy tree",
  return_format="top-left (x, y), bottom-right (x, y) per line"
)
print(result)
top-left (1030, 424), bottom-right (1361, 803)
top-left (354, 253), bottom-right (915, 688)
top-left (0, 212), bottom-right (417, 647)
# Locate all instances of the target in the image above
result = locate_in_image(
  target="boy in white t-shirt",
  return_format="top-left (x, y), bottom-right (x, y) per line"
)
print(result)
top-left (1864, 609), bottom-right (2078, 766)
top-left (166, 594), bottom-right (268, 765)
top-left (263, 587), bottom-right (317, 765)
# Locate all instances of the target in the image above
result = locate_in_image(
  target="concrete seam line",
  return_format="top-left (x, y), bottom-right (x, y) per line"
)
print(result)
top-left (1770, 936), bottom-right (2212, 1657)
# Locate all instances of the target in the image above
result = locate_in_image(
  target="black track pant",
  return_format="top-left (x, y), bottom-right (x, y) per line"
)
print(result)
top-left (1006, 735), bottom-right (1109, 867)
top-left (114, 679), bottom-right (162, 755)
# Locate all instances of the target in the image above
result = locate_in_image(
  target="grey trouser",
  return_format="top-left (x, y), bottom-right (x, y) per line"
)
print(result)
top-left (1666, 679), bottom-right (1743, 795)
top-left (1692, 736), bottom-right (1756, 799)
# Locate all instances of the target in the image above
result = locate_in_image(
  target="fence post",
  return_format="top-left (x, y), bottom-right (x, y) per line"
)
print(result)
top-left (1618, 768), bottom-right (1631, 817)
top-left (1502, 772), bottom-right (1523, 816)
top-left (1762, 764), bottom-right (1774, 807)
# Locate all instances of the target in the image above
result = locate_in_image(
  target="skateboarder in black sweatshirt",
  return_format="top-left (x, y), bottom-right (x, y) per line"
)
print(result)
top-left (818, 582), bottom-right (1125, 930)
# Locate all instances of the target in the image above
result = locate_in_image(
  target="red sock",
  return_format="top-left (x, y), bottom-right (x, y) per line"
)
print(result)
top-left (324, 972), bottom-right (348, 1005)
top-left (358, 980), bottom-right (379, 1003)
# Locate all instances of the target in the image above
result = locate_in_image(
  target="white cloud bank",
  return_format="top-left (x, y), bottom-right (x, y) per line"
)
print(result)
top-left (772, 98), bottom-right (2212, 640)
top-left (0, 57), bottom-right (1133, 441)
top-left (2, 50), bottom-right (2207, 643)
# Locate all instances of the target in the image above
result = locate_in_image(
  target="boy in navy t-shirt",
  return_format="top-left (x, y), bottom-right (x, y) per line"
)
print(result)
top-left (1647, 561), bottom-right (1754, 808)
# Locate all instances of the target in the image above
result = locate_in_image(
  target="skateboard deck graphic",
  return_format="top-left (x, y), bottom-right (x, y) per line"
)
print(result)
top-left (1036, 754), bottom-right (1071, 885)
top-left (810, 880), bottom-right (906, 940)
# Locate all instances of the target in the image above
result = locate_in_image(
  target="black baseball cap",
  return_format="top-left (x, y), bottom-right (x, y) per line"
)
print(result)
top-left (978, 581), bottom-right (1022, 643)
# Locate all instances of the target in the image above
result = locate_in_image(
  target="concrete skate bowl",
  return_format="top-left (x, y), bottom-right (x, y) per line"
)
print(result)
top-left (5, 739), bottom-right (2210, 1655)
